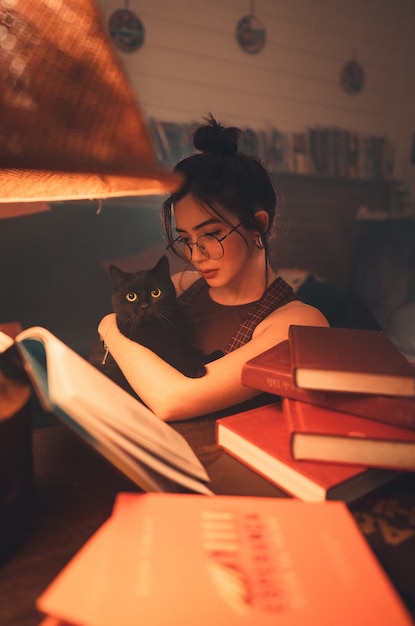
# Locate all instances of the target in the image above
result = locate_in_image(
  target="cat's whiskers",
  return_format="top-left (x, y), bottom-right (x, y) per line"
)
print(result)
top-left (128, 316), bottom-right (142, 334)
top-left (154, 310), bottom-right (180, 333)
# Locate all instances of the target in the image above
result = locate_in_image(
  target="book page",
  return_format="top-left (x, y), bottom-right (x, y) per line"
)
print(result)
top-left (16, 327), bottom-right (210, 489)
top-left (0, 330), bottom-right (14, 353)
top-left (73, 413), bottom-right (213, 494)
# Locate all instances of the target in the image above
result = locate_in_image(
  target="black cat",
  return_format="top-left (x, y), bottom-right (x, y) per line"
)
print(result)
top-left (90, 256), bottom-right (206, 397)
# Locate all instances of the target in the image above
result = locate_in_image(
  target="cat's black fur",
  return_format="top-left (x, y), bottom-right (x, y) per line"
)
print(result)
top-left (90, 256), bottom-right (206, 397)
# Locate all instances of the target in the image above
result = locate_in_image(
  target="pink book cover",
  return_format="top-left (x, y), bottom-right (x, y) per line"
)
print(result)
top-left (37, 492), bottom-right (413, 626)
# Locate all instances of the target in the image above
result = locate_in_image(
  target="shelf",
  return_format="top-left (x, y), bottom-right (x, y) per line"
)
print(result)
top-left (270, 176), bottom-right (398, 287)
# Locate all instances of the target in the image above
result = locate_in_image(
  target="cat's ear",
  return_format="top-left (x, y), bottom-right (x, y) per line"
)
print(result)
top-left (109, 265), bottom-right (127, 285)
top-left (154, 255), bottom-right (170, 273)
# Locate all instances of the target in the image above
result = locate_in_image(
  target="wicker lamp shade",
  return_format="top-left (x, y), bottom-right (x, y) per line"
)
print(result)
top-left (0, 0), bottom-right (180, 201)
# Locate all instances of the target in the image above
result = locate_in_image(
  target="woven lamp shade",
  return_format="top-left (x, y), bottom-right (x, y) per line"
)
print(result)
top-left (0, 0), bottom-right (180, 202)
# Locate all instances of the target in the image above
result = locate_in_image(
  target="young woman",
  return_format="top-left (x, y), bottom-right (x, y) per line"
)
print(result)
top-left (98, 116), bottom-right (328, 421)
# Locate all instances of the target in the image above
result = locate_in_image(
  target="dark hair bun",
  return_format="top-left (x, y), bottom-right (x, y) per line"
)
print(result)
top-left (193, 114), bottom-right (240, 156)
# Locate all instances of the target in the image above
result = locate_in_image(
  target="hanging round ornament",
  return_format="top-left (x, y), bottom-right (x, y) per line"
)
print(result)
top-left (108, 2), bottom-right (145, 53)
top-left (340, 51), bottom-right (365, 95)
top-left (236, 1), bottom-right (266, 54)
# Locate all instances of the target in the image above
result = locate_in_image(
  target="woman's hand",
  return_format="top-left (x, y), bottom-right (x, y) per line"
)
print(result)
top-left (98, 313), bottom-right (117, 343)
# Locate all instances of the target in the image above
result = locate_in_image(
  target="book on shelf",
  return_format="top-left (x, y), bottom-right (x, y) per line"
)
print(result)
top-left (241, 340), bottom-right (415, 431)
top-left (145, 119), bottom-right (394, 181)
top-left (292, 131), bottom-right (311, 174)
top-left (0, 327), bottom-right (212, 495)
top-left (284, 398), bottom-right (415, 471)
top-left (289, 325), bottom-right (415, 396)
top-left (36, 492), bottom-right (414, 626)
top-left (216, 402), bottom-right (399, 503)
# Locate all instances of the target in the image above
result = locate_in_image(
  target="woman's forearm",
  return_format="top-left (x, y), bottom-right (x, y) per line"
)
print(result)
top-left (98, 301), bottom-right (328, 421)
top-left (101, 317), bottom-right (190, 418)
top-left (98, 314), bottom-right (258, 421)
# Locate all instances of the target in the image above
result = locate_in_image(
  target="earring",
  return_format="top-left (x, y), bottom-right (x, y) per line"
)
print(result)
top-left (254, 236), bottom-right (264, 250)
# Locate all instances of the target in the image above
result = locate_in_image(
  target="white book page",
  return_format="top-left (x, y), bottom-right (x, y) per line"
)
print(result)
top-left (83, 416), bottom-right (213, 494)
top-left (16, 327), bottom-right (209, 483)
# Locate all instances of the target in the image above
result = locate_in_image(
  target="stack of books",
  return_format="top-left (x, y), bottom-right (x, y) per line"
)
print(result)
top-left (217, 325), bottom-right (415, 503)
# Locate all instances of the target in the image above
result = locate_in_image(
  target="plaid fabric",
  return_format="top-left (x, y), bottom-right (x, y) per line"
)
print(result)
top-left (225, 277), bottom-right (297, 352)
top-left (178, 277), bottom-right (298, 353)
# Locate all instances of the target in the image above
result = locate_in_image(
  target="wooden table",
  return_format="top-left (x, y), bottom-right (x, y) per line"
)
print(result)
top-left (0, 415), bottom-right (414, 626)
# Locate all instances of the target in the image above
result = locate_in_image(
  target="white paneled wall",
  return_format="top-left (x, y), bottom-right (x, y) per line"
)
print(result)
top-left (97, 0), bottom-right (415, 193)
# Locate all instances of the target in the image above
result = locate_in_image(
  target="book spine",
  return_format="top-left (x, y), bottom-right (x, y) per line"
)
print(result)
top-left (242, 366), bottom-right (415, 431)
top-left (242, 365), bottom-right (295, 396)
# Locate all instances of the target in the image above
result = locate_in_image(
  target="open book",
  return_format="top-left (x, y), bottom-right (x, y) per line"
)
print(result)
top-left (0, 327), bottom-right (212, 495)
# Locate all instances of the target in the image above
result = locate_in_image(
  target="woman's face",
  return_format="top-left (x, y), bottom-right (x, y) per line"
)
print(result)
top-left (172, 195), bottom-right (258, 289)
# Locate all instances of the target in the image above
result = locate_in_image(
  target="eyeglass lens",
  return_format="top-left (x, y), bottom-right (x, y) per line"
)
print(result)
top-left (168, 223), bottom-right (242, 261)
top-left (176, 234), bottom-right (224, 260)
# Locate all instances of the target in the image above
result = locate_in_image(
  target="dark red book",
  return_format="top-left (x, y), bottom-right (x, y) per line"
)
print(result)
top-left (241, 340), bottom-right (415, 431)
top-left (289, 325), bottom-right (415, 397)
top-left (0, 322), bottom-right (23, 339)
top-left (283, 398), bottom-right (415, 471)
top-left (216, 402), bottom-right (399, 503)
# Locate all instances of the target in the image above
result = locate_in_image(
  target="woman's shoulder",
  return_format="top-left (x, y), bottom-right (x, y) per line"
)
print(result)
top-left (256, 298), bottom-right (329, 333)
top-left (171, 270), bottom-right (201, 296)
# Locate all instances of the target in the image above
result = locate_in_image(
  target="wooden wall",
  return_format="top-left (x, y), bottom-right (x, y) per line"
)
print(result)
top-left (272, 175), bottom-right (396, 285)
top-left (97, 0), bottom-right (415, 194)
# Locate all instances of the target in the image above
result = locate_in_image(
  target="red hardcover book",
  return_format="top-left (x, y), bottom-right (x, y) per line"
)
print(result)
top-left (216, 402), bottom-right (399, 503)
top-left (284, 398), bottom-right (415, 471)
top-left (288, 325), bottom-right (415, 397)
top-left (241, 340), bottom-right (415, 431)
top-left (37, 492), bottom-right (414, 626)
top-left (0, 321), bottom-right (23, 339)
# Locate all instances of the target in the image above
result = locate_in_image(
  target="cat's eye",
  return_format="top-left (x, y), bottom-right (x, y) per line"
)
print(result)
top-left (151, 288), bottom-right (162, 299)
top-left (126, 292), bottom-right (138, 302)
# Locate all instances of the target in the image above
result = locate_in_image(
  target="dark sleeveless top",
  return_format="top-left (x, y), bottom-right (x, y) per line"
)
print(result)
top-left (178, 277), bottom-right (298, 355)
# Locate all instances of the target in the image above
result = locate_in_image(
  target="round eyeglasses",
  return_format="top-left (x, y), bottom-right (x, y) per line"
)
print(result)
top-left (167, 223), bottom-right (242, 261)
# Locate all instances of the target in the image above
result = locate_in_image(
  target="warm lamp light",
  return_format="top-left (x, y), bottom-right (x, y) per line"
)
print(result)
top-left (0, 0), bottom-right (180, 203)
